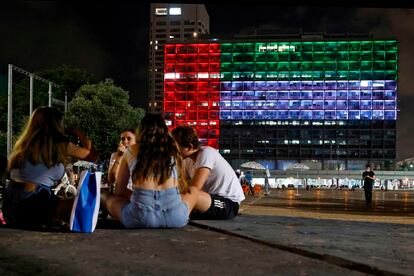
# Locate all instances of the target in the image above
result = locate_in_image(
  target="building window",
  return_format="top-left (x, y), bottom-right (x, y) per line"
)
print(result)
top-left (155, 8), bottom-right (167, 16)
top-left (169, 8), bottom-right (181, 15)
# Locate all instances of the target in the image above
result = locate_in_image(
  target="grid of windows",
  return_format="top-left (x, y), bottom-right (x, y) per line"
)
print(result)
top-left (163, 40), bottom-right (398, 167)
top-left (164, 43), bottom-right (221, 148)
top-left (220, 40), bottom-right (397, 121)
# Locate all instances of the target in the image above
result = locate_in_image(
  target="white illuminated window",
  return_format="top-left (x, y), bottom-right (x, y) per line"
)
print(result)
top-left (164, 73), bottom-right (179, 79)
top-left (155, 8), bottom-right (167, 15)
top-left (169, 7), bottom-right (181, 15)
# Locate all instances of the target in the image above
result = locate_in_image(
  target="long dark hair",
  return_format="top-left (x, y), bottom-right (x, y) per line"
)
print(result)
top-left (132, 113), bottom-right (187, 191)
top-left (8, 106), bottom-right (69, 170)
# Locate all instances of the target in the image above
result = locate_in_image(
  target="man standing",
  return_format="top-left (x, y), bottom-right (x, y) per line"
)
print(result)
top-left (362, 164), bottom-right (375, 206)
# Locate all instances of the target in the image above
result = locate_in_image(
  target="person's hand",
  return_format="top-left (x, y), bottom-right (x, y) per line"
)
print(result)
top-left (117, 142), bottom-right (127, 156)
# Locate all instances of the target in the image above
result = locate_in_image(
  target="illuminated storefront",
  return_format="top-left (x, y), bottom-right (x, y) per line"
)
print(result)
top-left (163, 39), bottom-right (398, 170)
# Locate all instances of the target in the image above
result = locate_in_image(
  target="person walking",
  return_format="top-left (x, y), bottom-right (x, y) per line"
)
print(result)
top-left (362, 164), bottom-right (375, 206)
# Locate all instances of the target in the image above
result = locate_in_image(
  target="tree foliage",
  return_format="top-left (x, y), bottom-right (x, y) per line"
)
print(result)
top-left (64, 79), bottom-right (144, 161)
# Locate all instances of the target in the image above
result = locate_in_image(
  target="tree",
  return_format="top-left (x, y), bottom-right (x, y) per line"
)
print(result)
top-left (35, 64), bottom-right (98, 101)
top-left (64, 79), bottom-right (144, 162)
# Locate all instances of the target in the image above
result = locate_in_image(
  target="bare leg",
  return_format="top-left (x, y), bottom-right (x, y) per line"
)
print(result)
top-left (181, 187), bottom-right (211, 213)
top-left (102, 193), bottom-right (130, 222)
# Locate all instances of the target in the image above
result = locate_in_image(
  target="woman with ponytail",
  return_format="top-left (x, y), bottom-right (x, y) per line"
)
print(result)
top-left (102, 113), bottom-right (199, 228)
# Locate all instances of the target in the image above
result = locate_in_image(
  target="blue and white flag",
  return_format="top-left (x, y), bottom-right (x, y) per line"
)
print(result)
top-left (69, 170), bottom-right (101, 233)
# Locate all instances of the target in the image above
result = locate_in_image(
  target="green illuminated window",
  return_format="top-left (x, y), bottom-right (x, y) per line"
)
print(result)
top-left (313, 42), bottom-right (325, 52)
top-left (361, 61), bottom-right (372, 70)
top-left (325, 61), bottom-right (336, 70)
top-left (313, 52), bottom-right (324, 61)
top-left (255, 62), bottom-right (266, 71)
top-left (302, 52), bottom-right (313, 61)
top-left (255, 52), bottom-right (267, 61)
top-left (349, 61), bottom-right (359, 70)
top-left (291, 52), bottom-right (301, 61)
top-left (326, 42), bottom-right (338, 52)
top-left (374, 41), bottom-right (385, 51)
top-left (338, 61), bottom-right (348, 70)
top-left (267, 62), bottom-right (278, 71)
top-left (221, 53), bottom-right (232, 62)
top-left (217, 40), bottom-right (397, 83)
top-left (338, 42), bottom-right (349, 51)
top-left (302, 42), bottom-right (313, 52)
top-left (290, 62), bottom-right (301, 70)
top-left (313, 62), bottom-right (324, 71)
top-left (385, 40), bottom-right (397, 51)
top-left (278, 52), bottom-right (289, 61)
top-left (350, 41), bottom-right (360, 51)
top-left (338, 51), bottom-right (349, 60)
top-left (221, 43), bottom-right (233, 53)
top-left (301, 62), bottom-right (312, 70)
top-left (267, 52), bottom-right (278, 61)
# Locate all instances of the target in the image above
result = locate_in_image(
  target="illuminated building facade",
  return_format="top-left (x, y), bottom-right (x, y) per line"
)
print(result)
top-left (163, 38), bottom-right (398, 170)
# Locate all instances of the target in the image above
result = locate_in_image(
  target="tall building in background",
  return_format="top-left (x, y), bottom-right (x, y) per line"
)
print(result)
top-left (163, 35), bottom-right (398, 170)
top-left (148, 3), bottom-right (209, 113)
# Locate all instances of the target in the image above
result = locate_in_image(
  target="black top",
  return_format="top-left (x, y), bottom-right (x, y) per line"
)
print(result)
top-left (362, 170), bottom-right (375, 186)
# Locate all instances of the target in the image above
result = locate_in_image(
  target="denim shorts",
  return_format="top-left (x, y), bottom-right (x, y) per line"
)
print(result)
top-left (121, 187), bottom-right (189, 228)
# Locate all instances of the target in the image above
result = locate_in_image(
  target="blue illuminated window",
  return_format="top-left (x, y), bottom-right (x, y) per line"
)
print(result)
top-left (361, 110), bottom-right (372, 119)
top-left (384, 111), bottom-right (396, 120)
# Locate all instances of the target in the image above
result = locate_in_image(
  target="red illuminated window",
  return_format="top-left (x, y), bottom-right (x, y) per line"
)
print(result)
top-left (164, 43), bottom-right (221, 148)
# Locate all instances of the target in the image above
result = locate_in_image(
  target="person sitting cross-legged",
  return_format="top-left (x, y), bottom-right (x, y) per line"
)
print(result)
top-left (102, 114), bottom-right (199, 228)
top-left (171, 126), bottom-right (245, 220)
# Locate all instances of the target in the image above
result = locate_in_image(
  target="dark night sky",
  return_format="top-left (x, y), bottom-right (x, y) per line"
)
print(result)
top-left (1, 2), bottom-right (414, 160)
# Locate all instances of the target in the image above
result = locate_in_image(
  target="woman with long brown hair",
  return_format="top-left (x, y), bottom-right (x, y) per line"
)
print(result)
top-left (2, 106), bottom-right (97, 228)
top-left (102, 113), bottom-right (198, 228)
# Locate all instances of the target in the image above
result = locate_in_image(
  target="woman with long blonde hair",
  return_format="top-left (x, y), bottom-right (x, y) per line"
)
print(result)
top-left (3, 106), bottom-right (97, 228)
top-left (102, 113), bottom-right (198, 228)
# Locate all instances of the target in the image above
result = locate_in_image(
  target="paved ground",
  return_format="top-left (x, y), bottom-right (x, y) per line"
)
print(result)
top-left (0, 189), bottom-right (413, 275)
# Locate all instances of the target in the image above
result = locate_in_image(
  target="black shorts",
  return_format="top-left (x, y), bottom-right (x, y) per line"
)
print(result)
top-left (190, 194), bottom-right (239, 220)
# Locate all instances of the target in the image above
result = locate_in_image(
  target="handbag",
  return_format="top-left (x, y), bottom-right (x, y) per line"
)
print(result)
top-left (69, 167), bottom-right (101, 233)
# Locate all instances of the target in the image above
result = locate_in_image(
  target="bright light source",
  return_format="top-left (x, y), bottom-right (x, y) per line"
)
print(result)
top-left (169, 8), bottom-right (181, 15)
top-left (193, 32), bottom-right (198, 37)
top-left (155, 8), bottom-right (167, 15)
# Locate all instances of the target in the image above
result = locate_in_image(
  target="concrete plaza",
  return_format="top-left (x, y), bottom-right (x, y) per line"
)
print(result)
top-left (0, 189), bottom-right (413, 275)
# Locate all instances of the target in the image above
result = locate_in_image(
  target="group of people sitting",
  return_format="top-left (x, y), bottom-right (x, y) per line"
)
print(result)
top-left (1, 106), bottom-right (245, 230)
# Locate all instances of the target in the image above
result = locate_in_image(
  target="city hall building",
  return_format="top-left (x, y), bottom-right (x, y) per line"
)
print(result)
top-left (163, 35), bottom-right (398, 170)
